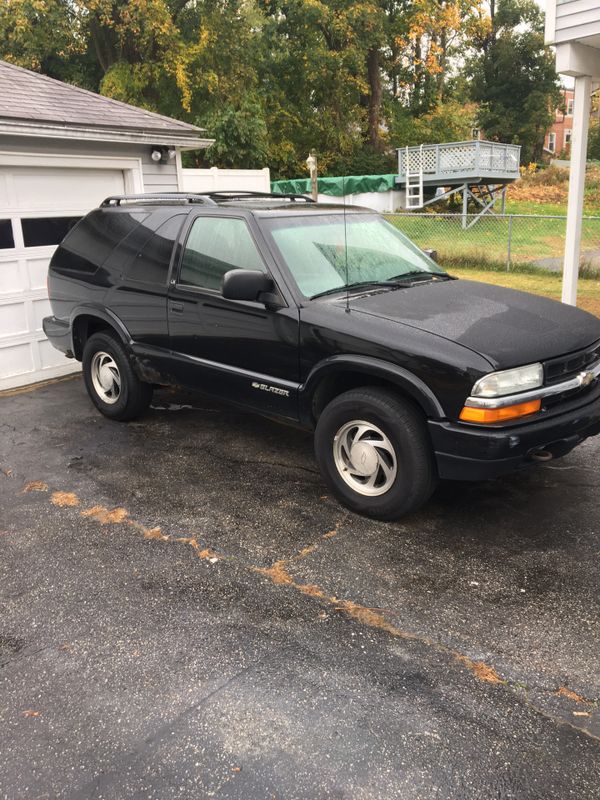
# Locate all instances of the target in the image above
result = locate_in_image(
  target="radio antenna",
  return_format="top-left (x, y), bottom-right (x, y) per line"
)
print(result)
top-left (343, 174), bottom-right (350, 314)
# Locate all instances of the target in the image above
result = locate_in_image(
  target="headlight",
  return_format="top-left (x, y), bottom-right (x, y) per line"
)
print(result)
top-left (471, 363), bottom-right (543, 398)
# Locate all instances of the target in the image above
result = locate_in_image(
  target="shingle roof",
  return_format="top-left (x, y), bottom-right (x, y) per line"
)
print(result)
top-left (0, 60), bottom-right (205, 135)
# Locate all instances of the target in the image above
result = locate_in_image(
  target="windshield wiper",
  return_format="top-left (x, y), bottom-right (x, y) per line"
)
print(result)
top-left (388, 270), bottom-right (452, 283)
top-left (310, 272), bottom-right (454, 300)
top-left (310, 280), bottom-right (406, 300)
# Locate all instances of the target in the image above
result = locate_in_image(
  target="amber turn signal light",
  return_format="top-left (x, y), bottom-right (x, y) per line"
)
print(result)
top-left (459, 398), bottom-right (541, 423)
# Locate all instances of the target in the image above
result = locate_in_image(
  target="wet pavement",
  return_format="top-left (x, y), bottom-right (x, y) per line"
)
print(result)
top-left (1, 375), bottom-right (599, 799)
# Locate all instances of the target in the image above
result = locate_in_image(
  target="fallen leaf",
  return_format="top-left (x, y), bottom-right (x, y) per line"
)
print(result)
top-left (22, 710), bottom-right (40, 718)
top-left (557, 686), bottom-right (585, 703)
top-left (81, 506), bottom-right (128, 524)
top-left (51, 491), bottom-right (80, 507)
top-left (22, 480), bottom-right (48, 493)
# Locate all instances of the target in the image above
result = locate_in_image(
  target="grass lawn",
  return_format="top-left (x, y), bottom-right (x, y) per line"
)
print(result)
top-left (389, 214), bottom-right (577, 264)
top-left (450, 266), bottom-right (600, 318)
top-left (388, 165), bottom-right (600, 268)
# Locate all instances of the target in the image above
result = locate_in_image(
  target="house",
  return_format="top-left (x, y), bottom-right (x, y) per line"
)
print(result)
top-left (544, 88), bottom-right (575, 156)
top-left (545, 0), bottom-right (600, 305)
top-left (543, 85), bottom-right (600, 156)
top-left (0, 60), bottom-right (212, 390)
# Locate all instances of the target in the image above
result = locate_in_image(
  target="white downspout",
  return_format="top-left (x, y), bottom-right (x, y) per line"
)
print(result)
top-left (562, 74), bottom-right (592, 306)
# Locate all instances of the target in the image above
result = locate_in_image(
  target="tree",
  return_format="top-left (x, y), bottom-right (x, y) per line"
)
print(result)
top-left (467, 0), bottom-right (561, 162)
top-left (199, 98), bottom-right (270, 169)
top-left (589, 119), bottom-right (600, 162)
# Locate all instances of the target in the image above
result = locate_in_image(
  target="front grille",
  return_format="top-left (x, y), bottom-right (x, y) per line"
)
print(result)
top-left (544, 340), bottom-right (600, 384)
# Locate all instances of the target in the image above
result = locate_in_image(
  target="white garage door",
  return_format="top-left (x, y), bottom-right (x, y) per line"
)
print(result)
top-left (0, 165), bottom-right (126, 390)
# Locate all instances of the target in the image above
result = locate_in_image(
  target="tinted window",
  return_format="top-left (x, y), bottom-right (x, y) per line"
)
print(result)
top-left (0, 220), bottom-right (14, 249)
top-left (22, 216), bottom-right (82, 247)
top-left (51, 210), bottom-right (148, 274)
top-left (179, 217), bottom-right (265, 291)
top-left (125, 214), bottom-right (186, 285)
top-left (104, 213), bottom-right (172, 275)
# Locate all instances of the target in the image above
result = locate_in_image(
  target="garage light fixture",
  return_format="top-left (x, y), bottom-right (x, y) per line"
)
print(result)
top-left (150, 146), bottom-right (177, 164)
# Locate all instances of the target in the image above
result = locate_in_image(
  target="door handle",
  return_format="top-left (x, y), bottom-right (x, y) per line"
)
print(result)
top-left (170, 302), bottom-right (184, 313)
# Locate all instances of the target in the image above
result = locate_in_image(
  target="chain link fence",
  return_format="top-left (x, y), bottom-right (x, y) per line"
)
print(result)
top-left (385, 213), bottom-right (600, 273)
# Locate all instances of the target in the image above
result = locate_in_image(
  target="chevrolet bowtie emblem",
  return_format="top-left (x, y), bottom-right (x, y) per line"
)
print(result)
top-left (579, 370), bottom-right (596, 387)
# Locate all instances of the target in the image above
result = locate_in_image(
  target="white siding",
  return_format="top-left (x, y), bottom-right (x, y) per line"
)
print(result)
top-left (141, 160), bottom-right (178, 193)
top-left (554, 0), bottom-right (600, 43)
top-left (0, 136), bottom-right (180, 194)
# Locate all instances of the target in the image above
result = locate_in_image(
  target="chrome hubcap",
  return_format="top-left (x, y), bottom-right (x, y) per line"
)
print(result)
top-left (90, 351), bottom-right (121, 404)
top-left (332, 420), bottom-right (397, 496)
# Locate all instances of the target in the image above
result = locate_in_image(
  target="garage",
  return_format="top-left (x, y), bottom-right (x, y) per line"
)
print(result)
top-left (0, 163), bottom-right (127, 389)
top-left (0, 59), bottom-right (211, 390)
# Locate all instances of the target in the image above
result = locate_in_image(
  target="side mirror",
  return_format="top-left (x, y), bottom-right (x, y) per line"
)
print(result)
top-left (222, 269), bottom-right (275, 302)
top-left (423, 248), bottom-right (438, 263)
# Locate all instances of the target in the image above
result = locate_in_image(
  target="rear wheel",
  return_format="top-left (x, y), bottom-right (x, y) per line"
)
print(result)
top-left (314, 387), bottom-right (437, 520)
top-left (82, 332), bottom-right (153, 421)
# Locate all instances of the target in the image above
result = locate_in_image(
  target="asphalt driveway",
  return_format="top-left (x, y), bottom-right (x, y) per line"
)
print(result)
top-left (1, 375), bottom-right (599, 799)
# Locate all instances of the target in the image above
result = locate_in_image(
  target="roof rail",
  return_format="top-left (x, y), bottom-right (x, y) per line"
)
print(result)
top-left (100, 190), bottom-right (315, 208)
top-left (204, 191), bottom-right (315, 203)
top-left (101, 193), bottom-right (217, 207)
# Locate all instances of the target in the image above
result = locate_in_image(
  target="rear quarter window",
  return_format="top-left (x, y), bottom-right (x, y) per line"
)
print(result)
top-left (50, 209), bottom-right (149, 275)
top-left (121, 214), bottom-right (187, 286)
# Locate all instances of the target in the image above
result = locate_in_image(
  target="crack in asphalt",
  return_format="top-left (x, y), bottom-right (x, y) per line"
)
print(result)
top-left (72, 657), bottom-right (272, 799)
top-left (3, 466), bottom-right (599, 744)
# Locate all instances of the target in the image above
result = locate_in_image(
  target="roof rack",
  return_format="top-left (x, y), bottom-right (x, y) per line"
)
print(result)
top-left (205, 191), bottom-right (315, 203)
top-left (101, 193), bottom-right (217, 207)
top-left (100, 191), bottom-right (315, 207)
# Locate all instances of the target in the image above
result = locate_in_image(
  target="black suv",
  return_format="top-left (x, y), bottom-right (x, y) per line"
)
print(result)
top-left (44, 191), bottom-right (600, 519)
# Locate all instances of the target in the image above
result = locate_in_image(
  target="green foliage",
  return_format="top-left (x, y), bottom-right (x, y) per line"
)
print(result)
top-left (389, 100), bottom-right (479, 148)
top-left (467, 0), bottom-right (561, 163)
top-left (589, 120), bottom-right (600, 162)
top-left (0, 0), bottom-right (566, 180)
top-left (198, 99), bottom-right (270, 170)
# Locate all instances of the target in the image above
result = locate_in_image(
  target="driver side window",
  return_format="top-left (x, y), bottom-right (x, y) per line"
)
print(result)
top-left (179, 216), bottom-right (266, 291)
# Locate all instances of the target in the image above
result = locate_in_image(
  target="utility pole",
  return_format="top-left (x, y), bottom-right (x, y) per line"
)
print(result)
top-left (306, 151), bottom-right (318, 201)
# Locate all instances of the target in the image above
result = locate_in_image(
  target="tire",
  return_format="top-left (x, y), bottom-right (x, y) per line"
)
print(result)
top-left (82, 331), bottom-right (153, 421)
top-left (314, 387), bottom-right (437, 520)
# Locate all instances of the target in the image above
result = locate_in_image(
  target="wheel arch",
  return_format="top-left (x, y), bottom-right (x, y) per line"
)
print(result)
top-left (300, 355), bottom-right (444, 426)
top-left (70, 306), bottom-right (131, 361)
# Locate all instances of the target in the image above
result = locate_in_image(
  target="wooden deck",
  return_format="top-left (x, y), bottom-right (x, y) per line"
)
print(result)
top-left (396, 140), bottom-right (521, 187)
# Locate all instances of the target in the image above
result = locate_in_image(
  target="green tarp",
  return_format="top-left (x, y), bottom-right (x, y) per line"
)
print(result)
top-left (271, 174), bottom-right (398, 197)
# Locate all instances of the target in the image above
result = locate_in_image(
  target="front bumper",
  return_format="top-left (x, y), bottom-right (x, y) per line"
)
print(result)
top-left (429, 392), bottom-right (600, 481)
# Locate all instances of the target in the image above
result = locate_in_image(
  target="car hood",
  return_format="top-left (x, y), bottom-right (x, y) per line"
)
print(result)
top-left (346, 279), bottom-right (600, 368)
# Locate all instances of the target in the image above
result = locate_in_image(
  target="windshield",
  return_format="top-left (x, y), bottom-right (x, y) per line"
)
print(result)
top-left (262, 213), bottom-right (445, 298)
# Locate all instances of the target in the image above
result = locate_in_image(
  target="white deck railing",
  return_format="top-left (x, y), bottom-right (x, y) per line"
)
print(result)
top-left (397, 140), bottom-right (521, 180)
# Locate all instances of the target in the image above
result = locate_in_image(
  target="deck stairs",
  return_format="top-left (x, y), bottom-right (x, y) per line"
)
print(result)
top-left (404, 145), bottom-right (424, 209)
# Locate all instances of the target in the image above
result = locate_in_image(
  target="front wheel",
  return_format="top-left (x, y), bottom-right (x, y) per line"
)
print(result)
top-left (314, 387), bottom-right (437, 520)
top-left (82, 332), bottom-right (153, 421)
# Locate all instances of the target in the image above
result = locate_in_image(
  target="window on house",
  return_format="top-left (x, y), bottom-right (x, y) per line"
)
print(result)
top-left (565, 130), bottom-right (572, 145)
top-left (21, 216), bottom-right (82, 248)
top-left (567, 98), bottom-right (574, 116)
top-left (0, 220), bottom-right (15, 249)
top-left (548, 132), bottom-right (556, 152)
